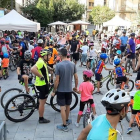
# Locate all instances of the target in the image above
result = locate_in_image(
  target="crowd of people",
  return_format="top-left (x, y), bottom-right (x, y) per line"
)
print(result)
top-left (0, 28), bottom-right (140, 139)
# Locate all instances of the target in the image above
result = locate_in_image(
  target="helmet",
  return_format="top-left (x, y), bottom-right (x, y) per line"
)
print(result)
top-left (40, 49), bottom-right (52, 57)
top-left (3, 53), bottom-right (9, 58)
top-left (37, 39), bottom-right (43, 44)
top-left (1, 38), bottom-right (5, 42)
top-left (101, 89), bottom-right (130, 115)
top-left (130, 33), bottom-right (135, 36)
top-left (83, 70), bottom-right (93, 78)
top-left (116, 50), bottom-right (121, 55)
top-left (114, 58), bottom-right (120, 66)
top-left (135, 80), bottom-right (140, 89)
top-left (136, 44), bottom-right (140, 50)
top-left (100, 53), bottom-right (108, 59)
top-left (24, 50), bottom-right (32, 60)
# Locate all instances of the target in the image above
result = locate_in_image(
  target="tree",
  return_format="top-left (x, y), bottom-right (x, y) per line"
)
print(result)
top-left (90, 5), bottom-right (115, 25)
top-left (0, 0), bottom-right (15, 9)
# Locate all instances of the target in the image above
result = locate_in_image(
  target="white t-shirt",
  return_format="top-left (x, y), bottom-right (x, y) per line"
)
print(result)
top-left (81, 45), bottom-right (89, 54)
top-left (89, 49), bottom-right (97, 59)
top-left (102, 41), bottom-right (108, 49)
top-left (0, 58), bottom-right (2, 66)
top-left (28, 44), bottom-right (34, 52)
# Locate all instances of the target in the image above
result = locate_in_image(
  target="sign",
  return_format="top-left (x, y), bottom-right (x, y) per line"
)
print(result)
top-left (0, 10), bottom-right (4, 18)
top-left (94, 0), bottom-right (104, 6)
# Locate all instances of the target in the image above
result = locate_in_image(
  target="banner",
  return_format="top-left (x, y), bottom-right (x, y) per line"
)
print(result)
top-left (0, 10), bottom-right (4, 18)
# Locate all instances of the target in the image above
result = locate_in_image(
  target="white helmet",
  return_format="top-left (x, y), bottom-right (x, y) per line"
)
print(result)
top-left (24, 50), bottom-right (32, 60)
top-left (101, 89), bottom-right (130, 115)
top-left (136, 44), bottom-right (140, 50)
top-left (37, 39), bottom-right (43, 44)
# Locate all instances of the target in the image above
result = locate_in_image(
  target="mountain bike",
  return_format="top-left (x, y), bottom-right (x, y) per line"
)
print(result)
top-left (126, 96), bottom-right (140, 131)
top-left (83, 102), bottom-right (94, 128)
top-left (2, 68), bottom-right (8, 79)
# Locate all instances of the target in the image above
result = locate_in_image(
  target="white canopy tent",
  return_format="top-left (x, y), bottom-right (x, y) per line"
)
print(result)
top-left (48, 21), bottom-right (67, 26)
top-left (103, 15), bottom-right (131, 27)
top-left (0, 9), bottom-right (40, 32)
top-left (69, 20), bottom-right (90, 25)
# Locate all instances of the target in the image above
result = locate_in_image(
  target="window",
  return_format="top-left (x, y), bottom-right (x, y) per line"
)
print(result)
top-left (89, 2), bottom-right (94, 7)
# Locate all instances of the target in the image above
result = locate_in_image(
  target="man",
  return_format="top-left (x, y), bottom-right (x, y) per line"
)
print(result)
top-left (17, 50), bottom-right (34, 93)
top-left (120, 31), bottom-right (128, 55)
top-left (70, 35), bottom-right (79, 64)
top-left (92, 29), bottom-right (96, 40)
top-left (113, 35), bottom-right (121, 50)
top-left (51, 48), bottom-right (78, 131)
top-left (77, 89), bottom-right (130, 140)
top-left (127, 33), bottom-right (136, 72)
top-left (31, 49), bottom-right (52, 123)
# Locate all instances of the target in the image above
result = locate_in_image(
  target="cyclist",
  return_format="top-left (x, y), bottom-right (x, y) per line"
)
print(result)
top-left (135, 45), bottom-right (140, 80)
top-left (127, 80), bottom-right (140, 134)
top-left (31, 49), bottom-right (52, 123)
top-left (77, 89), bottom-right (130, 140)
top-left (113, 58), bottom-right (129, 89)
top-left (113, 35), bottom-right (121, 51)
top-left (74, 70), bottom-right (97, 127)
top-left (1, 53), bottom-right (9, 77)
top-left (95, 53), bottom-right (113, 94)
top-left (17, 50), bottom-right (35, 93)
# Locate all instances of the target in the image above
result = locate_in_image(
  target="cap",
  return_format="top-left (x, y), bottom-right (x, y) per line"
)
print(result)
top-left (130, 33), bottom-right (135, 36)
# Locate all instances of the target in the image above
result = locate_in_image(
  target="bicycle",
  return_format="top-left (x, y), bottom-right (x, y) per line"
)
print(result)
top-left (2, 68), bottom-right (8, 79)
top-left (126, 92), bottom-right (140, 131)
top-left (83, 101), bottom-right (94, 128)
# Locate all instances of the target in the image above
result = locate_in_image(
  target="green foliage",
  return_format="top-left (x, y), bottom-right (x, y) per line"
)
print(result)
top-left (90, 5), bottom-right (115, 25)
top-left (21, 0), bottom-right (85, 27)
top-left (0, 0), bottom-right (15, 9)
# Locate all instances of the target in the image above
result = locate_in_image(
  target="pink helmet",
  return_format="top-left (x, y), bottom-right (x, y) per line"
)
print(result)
top-left (83, 70), bottom-right (93, 78)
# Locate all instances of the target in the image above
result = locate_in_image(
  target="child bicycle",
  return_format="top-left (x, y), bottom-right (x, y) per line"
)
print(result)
top-left (2, 68), bottom-right (8, 79)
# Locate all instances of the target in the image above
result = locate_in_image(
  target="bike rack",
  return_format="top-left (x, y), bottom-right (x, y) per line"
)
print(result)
top-left (0, 121), bottom-right (7, 140)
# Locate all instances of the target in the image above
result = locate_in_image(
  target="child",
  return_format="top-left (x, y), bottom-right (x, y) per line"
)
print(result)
top-left (95, 53), bottom-right (113, 94)
top-left (74, 70), bottom-right (97, 127)
top-left (101, 38), bottom-right (108, 53)
top-left (0, 56), bottom-right (2, 79)
top-left (2, 53), bottom-right (9, 77)
top-left (127, 80), bottom-right (140, 134)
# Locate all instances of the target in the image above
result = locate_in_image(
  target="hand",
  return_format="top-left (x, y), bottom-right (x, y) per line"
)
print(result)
top-left (40, 77), bottom-right (44, 81)
top-left (51, 92), bottom-right (55, 97)
top-left (73, 87), bottom-right (77, 92)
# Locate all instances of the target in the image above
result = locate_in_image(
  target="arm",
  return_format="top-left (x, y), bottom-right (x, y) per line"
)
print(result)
top-left (77, 124), bottom-right (92, 140)
top-left (104, 66), bottom-right (113, 71)
top-left (74, 73), bottom-right (78, 89)
top-left (51, 75), bottom-right (59, 96)
top-left (17, 67), bottom-right (21, 75)
top-left (31, 65), bottom-right (43, 78)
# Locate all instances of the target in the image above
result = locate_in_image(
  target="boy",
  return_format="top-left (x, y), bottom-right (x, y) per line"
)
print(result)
top-left (95, 53), bottom-right (113, 94)
top-left (2, 53), bottom-right (9, 77)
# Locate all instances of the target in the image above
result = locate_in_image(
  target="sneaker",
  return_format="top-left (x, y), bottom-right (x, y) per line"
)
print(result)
top-left (75, 122), bottom-right (79, 128)
top-left (39, 118), bottom-right (50, 124)
top-left (57, 124), bottom-right (68, 132)
top-left (66, 119), bottom-right (72, 126)
top-left (127, 127), bottom-right (133, 134)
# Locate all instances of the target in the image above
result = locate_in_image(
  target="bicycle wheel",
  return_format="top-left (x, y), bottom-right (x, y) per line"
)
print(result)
top-left (105, 57), bottom-right (108, 64)
top-left (83, 112), bottom-right (90, 128)
top-left (4, 94), bottom-right (36, 122)
top-left (106, 78), bottom-right (115, 91)
top-left (125, 60), bottom-right (131, 73)
top-left (9, 59), bottom-right (17, 71)
top-left (1, 88), bottom-right (22, 109)
top-left (128, 80), bottom-right (134, 91)
top-left (50, 91), bottom-right (78, 112)
top-left (46, 85), bottom-right (55, 105)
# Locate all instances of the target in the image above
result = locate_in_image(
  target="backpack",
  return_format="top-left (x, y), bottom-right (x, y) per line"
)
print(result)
top-left (34, 50), bottom-right (39, 61)
top-left (2, 45), bottom-right (8, 54)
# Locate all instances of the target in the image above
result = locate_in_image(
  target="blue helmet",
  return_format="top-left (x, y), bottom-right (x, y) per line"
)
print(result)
top-left (100, 53), bottom-right (108, 59)
top-left (3, 53), bottom-right (9, 58)
top-left (116, 50), bottom-right (121, 55)
top-left (114, 58), bottom-right (120, 66)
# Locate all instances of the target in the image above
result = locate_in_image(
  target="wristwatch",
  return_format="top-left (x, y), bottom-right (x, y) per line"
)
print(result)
top-left (40, 77), bottom-right (45, 81)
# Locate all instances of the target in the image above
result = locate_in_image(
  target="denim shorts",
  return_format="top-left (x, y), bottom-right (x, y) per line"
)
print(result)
top-left (81, 54), bottom-right (87, 63)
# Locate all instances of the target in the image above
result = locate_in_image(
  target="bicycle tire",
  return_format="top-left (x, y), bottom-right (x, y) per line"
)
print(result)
top-left (83, 112), bottom-right (90, 128)
top-left (128, 80), bottom-right (134, 91)
top-left (105, 57), bottom-right (108, 64)
top-left (106, 78), bottom-right (114, 91)
top-left (50, 91), bottom-right (78, 112)
top-left (4, 94), bottom-right (36, 122)
top-left (125, 60), bottom-right (131, 73)
top-left (1, 88), bottom-right (22, 109)
top-left (9, 59), bottom-right (17, 71)
top-left (46, 85), bottom-right (54, 105)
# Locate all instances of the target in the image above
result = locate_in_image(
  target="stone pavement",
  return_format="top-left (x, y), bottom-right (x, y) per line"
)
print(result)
top-left (0, 62), bottom-right (140, 140)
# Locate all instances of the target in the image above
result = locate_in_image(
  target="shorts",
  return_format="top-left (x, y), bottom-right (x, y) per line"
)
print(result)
top-left (132, 109), bottom-right (140, 114)
top-left (81, 54), bottom-right (87, 63)
top-left (56, 92), bottom-right (72, 106)
top-left (3, 67), bottom-right (8, 70)
top-left (120, 45), bottom-right (127, 52)
top-left (88, 59), bottom-right (93, 62)
top-left (48, 64), bottom-right (54, 68)
top-left (116, 76), bottom-right (127, 84)
top-left (95, 73), bottom-right (102, 81)
top-left (79, 99), bottom-right (94, 112)
top-left (127, 53), bottom-right (135, 59)
top-left (36, 84), bottom-right (49, 99)
top-left (72, 53), bottom-right (79, 61)
top-left (0, 66), bottom-right (1, 70)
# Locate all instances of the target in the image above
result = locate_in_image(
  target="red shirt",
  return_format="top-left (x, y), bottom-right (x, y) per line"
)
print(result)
top-left (31, 46), bottom-right (42, 59)
top-left (136, 39), bottom-right (140, 45)
top-left (95, 60), bottom-right (105, 74)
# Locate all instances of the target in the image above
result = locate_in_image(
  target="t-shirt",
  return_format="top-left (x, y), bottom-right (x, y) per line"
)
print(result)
top-left (95, 60), bottom-right (105, 74)
top-left (128, 38), bottom-right (135, 53)
top-left (35, 58), bottom-right (49, 86)
top-left (102, 41), bottom-right (108, 49)
top-left (28, 44), bottom-right (34, 52)
top-left (133, 90), bottom-right (140, 110)
top-left (70, 40), bottom-right (79, 52)
top-left (81, 45), bottom-right (89, 54)
top-left (18, 60), bottom-right (35, 77)
top-left (114, 66), bottom-right (126, 77)
top-left (120, 36), bottom-right (128, 45)
top-left (89, 49), bottom-right (97, 59)
top-left (2, 58), bottom-right (9, 68)
top-left (32, 46), bottom-right (42, 59)
top-left (136, 39), bottom-right (140, 45)
top-left (55, 60), bottom-right (77, 92)
top-left (79, 82), bottom-right (94, 102)
top-left (87, 114), bottom-right (117, 140)
top-left (45, 46), bottom-right (58, 64)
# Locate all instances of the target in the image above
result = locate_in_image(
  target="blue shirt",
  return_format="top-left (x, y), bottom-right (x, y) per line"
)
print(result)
top-left (120, 36), bottom-right (128, 45)
top-left (87, 114), bottom-right (117, 140)
top-left (127, 38), bottom-right (135, 53)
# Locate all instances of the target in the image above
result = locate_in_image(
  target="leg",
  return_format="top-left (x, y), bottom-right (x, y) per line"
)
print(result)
top-left (97, 81), bottom-right (100, 92)
top-left (22, 75), bottom-right (29, 93)
top-left (39, 99), bottom-right (46, 117)
top-left (60, 106), bottom-right (67, 125)
top-left (66, 105), bottom-right (70, 121)
top-left (132, 58), bottom-right (135, 71)
top-left (129, 114), bottom-right (136, 127)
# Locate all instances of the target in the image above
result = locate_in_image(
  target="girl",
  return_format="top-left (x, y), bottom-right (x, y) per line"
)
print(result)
top-left (74, 70), bottom-right (97, 127)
